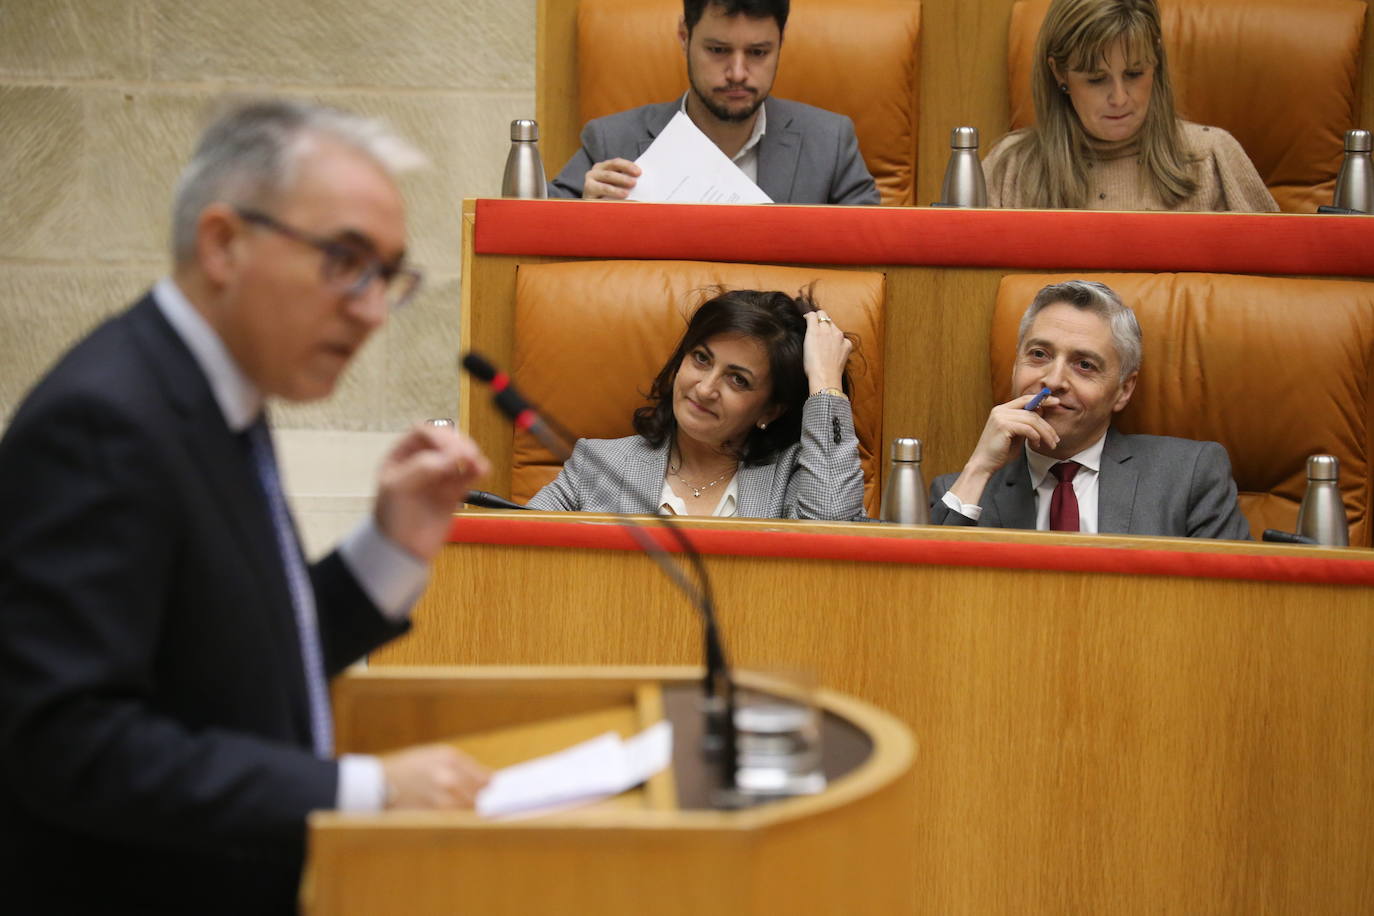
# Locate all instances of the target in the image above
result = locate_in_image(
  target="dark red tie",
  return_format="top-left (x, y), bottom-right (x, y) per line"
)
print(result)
top-left (1049, 461), bottom-right (1081, 531)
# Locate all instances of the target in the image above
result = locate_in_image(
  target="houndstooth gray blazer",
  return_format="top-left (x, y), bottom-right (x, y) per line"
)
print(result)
top-left (526, 394), bottom-right (866, 521)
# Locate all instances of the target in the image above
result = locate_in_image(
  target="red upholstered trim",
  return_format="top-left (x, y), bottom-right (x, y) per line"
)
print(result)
top-left (474, 199), bottom-right (1374, 278)
top-left (447, 516), bottom-right (1374, 587)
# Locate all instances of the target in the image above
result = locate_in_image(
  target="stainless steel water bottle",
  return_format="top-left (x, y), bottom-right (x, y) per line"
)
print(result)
top-left (880, 438), bottom-right (928, 524)
top-left (1333, 129), bottom-right (1372, 213)
top-left (501, 119), bottom-right (548, 199)
top-left (938, 127), bottom-right (987, 208)
top-left (1296, 454), bottom-right (1349, 546)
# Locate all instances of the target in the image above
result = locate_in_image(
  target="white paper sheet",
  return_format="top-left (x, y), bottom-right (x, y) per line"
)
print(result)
top-left (626, 111), bottom-right (772, 205)
top-left (476, 720), bottom-right (673, 818)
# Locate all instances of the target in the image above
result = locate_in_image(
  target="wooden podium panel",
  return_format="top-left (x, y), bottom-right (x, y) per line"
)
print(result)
top-left (371, 513), bottom-right (1374, 914)
top-left (306, 667), bottom-right (915, 915)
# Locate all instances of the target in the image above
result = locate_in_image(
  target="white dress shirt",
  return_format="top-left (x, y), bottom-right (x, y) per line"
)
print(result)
top-left (941, 433), bottom-right (1108, 533)
top-left (153, 277), bottom-right (426, 811)
top-left (680, 92), bottom-right (767, 184)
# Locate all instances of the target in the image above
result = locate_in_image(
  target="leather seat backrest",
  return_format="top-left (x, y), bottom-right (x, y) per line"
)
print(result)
top-left (511, 260), bottom-right (886, 515)
top-left (991, 272), bottom-right (1374, 543)
top-left (1007, 0), bottom-right (1367, 213)
top-left (576, 0), bottom-right (922, 205)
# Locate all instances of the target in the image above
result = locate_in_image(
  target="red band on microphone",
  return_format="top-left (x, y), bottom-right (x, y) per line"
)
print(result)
top-left (492, 372), bottom-right (510, 393)
top-left (514, 408), bottom-right (537, 431)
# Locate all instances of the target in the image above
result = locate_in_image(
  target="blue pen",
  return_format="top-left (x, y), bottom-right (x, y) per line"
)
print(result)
top-left (1024, 387), bottom-right (1052, 411)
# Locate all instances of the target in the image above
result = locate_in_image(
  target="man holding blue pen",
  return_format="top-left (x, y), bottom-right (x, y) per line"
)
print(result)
top-left (929, 280), bottom-right (1250, 539)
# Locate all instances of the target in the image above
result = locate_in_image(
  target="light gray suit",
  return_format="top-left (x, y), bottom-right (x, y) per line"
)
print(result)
top-left (928, 429), bottom-right (1252, 540)
top-left (527, 395), bottom-right (866, 520)
top-left (548, 97), bottom-right (880, 206)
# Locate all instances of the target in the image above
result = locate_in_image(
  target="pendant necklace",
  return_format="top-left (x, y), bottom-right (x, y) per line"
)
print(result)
top-left (669, 456), bottom-right (737, 499)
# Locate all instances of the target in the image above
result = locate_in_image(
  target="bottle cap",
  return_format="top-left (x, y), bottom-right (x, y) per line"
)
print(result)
top-left (1307, 454), bottom-right (1339, 481)
top-left (890, 437), bottom-right (922, 462)
top-left (1345, 129), bottom-right (1371, 153)
top-left (950, 126), bottom-right (979, 150)
top-left (510, 119), bottom-right (539, 142)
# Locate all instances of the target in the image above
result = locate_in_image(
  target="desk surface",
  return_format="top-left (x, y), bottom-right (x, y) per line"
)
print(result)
top-left (375, 511), bottom-right (1374, 913)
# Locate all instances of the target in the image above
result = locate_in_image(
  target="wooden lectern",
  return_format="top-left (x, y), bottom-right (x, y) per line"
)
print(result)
top-left (302, 666), bottom-right (916, 915)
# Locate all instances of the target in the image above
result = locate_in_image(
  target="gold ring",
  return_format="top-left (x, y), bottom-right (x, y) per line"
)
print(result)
top-left (817, 316), bottom-right (833, 323)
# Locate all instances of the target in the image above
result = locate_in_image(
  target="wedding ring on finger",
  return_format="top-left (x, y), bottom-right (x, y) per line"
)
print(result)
top-left (817, 315), bottom-right (833, 324)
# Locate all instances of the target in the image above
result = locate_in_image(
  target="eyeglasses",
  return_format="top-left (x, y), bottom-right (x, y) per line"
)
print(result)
top-left (236, 208), bottom-right (423, 310)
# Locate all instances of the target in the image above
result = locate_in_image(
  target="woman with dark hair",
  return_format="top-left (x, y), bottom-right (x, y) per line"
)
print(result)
top-left (526, 288), bottom-right (866, 520)
top-left (985, 0), bottom-right (1276, 211)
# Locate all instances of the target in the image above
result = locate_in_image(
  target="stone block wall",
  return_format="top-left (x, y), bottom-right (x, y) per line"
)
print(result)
top-left (0, 0), bottom-right (536, 429)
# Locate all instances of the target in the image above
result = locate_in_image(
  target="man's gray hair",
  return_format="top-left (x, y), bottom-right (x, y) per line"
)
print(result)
top-left (170, 98), bottom-right (426, 263)
top-left (1016, 280), bottom-right (1142, 378)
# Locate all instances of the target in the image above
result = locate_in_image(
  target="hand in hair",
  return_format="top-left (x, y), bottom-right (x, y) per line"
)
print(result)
top-left (802, 309), bottom-right (852, 395)
top-left (582, 158), bottom-right (642, 200)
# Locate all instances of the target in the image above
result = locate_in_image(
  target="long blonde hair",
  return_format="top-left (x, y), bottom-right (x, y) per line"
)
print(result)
top-left (994, 0), bottom-right (1197, 208)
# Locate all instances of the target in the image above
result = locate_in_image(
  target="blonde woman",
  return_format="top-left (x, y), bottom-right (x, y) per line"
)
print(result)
top-left (985, 0), bottom-right (1277, 211)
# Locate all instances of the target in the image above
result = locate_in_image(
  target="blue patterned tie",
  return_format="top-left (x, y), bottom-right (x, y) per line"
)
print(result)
top-left (243, 417), bottom-right (333, 758)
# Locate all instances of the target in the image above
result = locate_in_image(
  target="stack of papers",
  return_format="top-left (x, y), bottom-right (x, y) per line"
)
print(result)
top-left (476, 721), bottom-right (673, 818)
top-left (626, 112), bottom-right (772, 205)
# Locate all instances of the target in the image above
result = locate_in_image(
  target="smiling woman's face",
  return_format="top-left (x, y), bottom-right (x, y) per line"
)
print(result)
top-left (1053, 39), bottom-right (1155, 143)
top-left (671, 332), bottom-right (781, 451)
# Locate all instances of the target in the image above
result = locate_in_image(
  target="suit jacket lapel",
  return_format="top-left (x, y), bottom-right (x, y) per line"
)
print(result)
top-left (127, 297), bottom-right (313, 737)
top-left (1097, 428), bottom-right (1138, 534)
top-left (756, 99), bottom-right (800, 203)
top-left (619, 439), bottom-right (671, 515)
top-left (993, 452), bottom-right (1038, 529)
top-left (638, 101), bottom-right (680, 157)
top-left (735, 461), bottom-right (778, 518)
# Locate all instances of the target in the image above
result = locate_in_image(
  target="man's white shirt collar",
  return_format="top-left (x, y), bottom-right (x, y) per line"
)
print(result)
top-left (1026, 432), bottom-right (1106, 488)
top-left (152, 277), bottom-right (262, 432)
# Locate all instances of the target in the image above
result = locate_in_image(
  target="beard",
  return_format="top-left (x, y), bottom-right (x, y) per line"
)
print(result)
top-left (691, 84), bottom-right (764, 123)
top-left (687, 59), bottom-right (767, 123)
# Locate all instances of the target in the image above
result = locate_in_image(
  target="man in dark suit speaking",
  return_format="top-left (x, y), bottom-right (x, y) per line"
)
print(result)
top-left (929, 280), bottom-right (1251, 539)
top-left (548, 0), bottom-right (879, 205)
top-left (0, 99), bottom-right (491, 913)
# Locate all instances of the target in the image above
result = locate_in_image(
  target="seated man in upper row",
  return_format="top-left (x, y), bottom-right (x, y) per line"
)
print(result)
top-left (930, 280), bottom-right (1252, 539)
top-left (549, 0), bottom-right (879, 205)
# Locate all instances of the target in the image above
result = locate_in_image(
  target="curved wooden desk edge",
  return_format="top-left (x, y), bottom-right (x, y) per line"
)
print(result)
top-left (312, 665), bottom-right (915, 832)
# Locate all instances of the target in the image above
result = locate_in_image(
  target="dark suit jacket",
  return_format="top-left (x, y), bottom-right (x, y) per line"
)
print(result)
top-left (0, 295), bottom-right (407, 914)
top-left (928, 429), bottom-right (1252, 539)
top-left (548, 97), bottom-right (880, 205)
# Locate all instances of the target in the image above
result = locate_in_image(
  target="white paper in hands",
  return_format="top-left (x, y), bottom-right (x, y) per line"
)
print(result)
top-left (627, 111), bottom-right (772, 205)
top-left (475, 720), bottom-right (673, 818)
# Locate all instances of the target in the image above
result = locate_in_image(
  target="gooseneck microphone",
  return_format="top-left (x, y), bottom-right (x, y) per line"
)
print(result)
top-left (461, 351), bottom-right (739, 797)
top-left (463, 490), bottom-right (530, 511)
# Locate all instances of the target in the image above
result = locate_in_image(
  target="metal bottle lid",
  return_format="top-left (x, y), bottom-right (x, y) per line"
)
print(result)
top-left (424, 418), bottom-right (456, 429)
top-left (1307, 454), bottom-right (1339, 480)
top-left (510, 119), bottom-right (539, 142)
top-left (1345, 129), bottom-right (1372, 153)
top-left (950, 126), bottom-right (979, 150)
top-left (890, 437), bottom-right (922, 462)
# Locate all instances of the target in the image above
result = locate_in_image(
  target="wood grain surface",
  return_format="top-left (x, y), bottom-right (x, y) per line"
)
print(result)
top-left (309, 667), bottom-right (916, 915)
top-left (373, 520), bottom-right (1374, 913)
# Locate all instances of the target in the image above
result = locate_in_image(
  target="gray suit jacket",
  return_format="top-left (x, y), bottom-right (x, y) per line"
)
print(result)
top-left (928, 429), bottom-right (1252, 540)
top-left (549, 97), bottom-right (880, 205)
top-left (527, 394), bottom-right (866, 520)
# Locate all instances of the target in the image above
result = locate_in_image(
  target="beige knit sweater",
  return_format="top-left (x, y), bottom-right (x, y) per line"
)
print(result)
top-left (982, 121), bottom-right (1279, 212)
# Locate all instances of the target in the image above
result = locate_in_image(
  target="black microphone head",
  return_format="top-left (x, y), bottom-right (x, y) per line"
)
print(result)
top-left (461, 351), bottom-right (498, 383)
